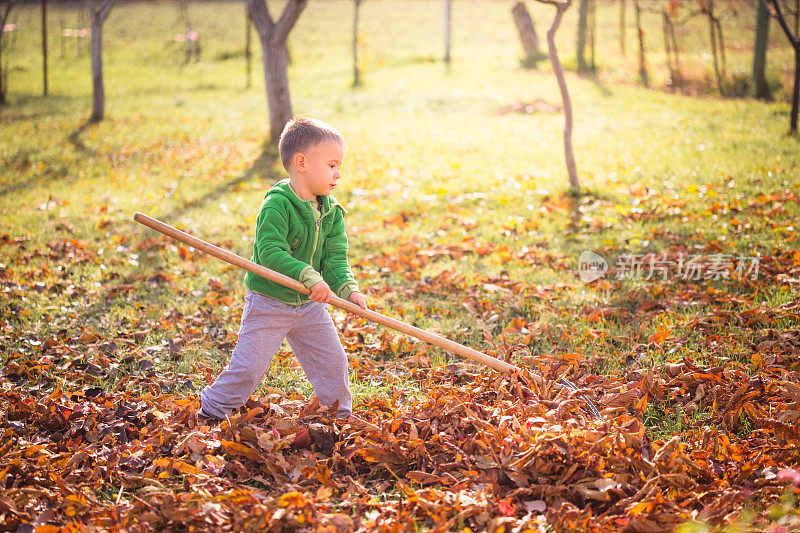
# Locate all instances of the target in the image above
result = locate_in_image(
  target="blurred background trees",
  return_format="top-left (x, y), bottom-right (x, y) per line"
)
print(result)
top-left (2, 0), bottom-right (798, 134)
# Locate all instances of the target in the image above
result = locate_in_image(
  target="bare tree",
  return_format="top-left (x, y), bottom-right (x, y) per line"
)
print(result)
top-left (353, 0), bottom-right (362, 86)
top-left (176, 0), bottom-right (200, 64)
top-left (634, 0), bottom-right (648, 86)
top-left (588, 0), bottom-right (596, 71)
top-left (42, 0), bottom-right (48, 96)
top-left (245, 5), bottom-right (253, 88)
top-left (0, 0), bottom-right (23, 105)
top-left (247, 0), bottom-right (308, 145)
top-left (78, 0), bottom-right (87, 56)
top-left (699, 0), bottom-right (728, 94)
top-left (662, 7), bottom-right (681, 88)
top-left (761, 0), bottom-right (800, 132)
top-left (443, 0), bottom-right (451, 65)
top-left (532, 0), bottom-right (579, 191)
top-left (512, 2), bottom-right (546, 67)
top-left (89, 0), bottom-right (114, 122)
top-left (753, 0), bottom-right (771, 99)
top-left (576, 0), bottom-right (590, 72)
top-left (638, 0), bottom-right (685, 89)
top-left (620, 0), bottom-right (626, 55)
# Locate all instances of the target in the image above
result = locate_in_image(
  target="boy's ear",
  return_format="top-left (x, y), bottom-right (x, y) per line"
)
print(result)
top-left (293, 152), bottom-right (306, 172)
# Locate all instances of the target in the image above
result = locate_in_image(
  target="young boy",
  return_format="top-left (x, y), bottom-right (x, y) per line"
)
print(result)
top-left (199, 118), bottom-right (367, 421)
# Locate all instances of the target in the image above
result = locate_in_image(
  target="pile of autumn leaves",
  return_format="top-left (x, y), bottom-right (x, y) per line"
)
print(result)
top-left (3, 234), bottom-right (800, 531)
top-left (3, 341), bottom-right (800, 532)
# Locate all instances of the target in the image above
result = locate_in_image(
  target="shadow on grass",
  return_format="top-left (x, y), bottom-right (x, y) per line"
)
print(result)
top-left (152, 142), bottom-right (280, 226)
top-left (1, 115), bottom-right (123, 197)
top-left (587, 74), bottom-right (613, 97)
top-left (72, 142), bottom-right (281, 328)
top-left (67, 120), bottom-right (96, 155)
top-left (0, 147), bottom-right (39, 198)
top-left (0, 118), bottom-right (103, 197)
top-left (0, 93), bottom-right (84, 123)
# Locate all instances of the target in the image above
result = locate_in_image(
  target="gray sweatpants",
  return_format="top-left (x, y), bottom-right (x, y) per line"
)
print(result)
top-left (200, 287), bottom-right (352, 419)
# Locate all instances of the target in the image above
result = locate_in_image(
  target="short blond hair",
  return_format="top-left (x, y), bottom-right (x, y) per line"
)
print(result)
top-left (278, 118), bottom-right (345, 173)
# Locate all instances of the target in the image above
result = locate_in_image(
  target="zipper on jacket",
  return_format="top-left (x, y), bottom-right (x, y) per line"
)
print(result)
top-left (310, 218), bottom-right (321, 268)
top-left (308, 198), bottom-right (336, 273)
top-left (307, 198), bottom-right (328, 269)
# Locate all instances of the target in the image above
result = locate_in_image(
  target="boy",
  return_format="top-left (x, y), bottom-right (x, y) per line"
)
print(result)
top-left (199, 118), bottom-right (367, 422)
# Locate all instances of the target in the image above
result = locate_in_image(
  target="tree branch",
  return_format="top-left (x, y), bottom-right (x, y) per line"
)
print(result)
top-left (676, 9), bottom-right (703, 26)
top-left (762, 0), bottom-right (799, 44)
top-left (273, 0), bottom-right (308, 46)
top-left (2, 0), bottom-right (24, 33)
top-left (531, 0), bottom-right (579, 189)
top-left (246, 0), bottom-right (275, 38)
top-left (92, 0), bottom-right (115, 24)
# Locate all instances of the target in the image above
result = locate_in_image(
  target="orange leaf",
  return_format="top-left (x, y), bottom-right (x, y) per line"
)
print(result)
top-left (648, 328), bottom-right (670, 344)
top-left (220, 440), bottom-right (261, 460)
top-left (630, 501), bottom-right (653, 515)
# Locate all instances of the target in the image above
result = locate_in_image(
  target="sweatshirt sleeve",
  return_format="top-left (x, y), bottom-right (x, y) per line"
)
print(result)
top-left (320, 208), bottom-right (360, 299)
top-left (254, 205), bottom-right (315, 286)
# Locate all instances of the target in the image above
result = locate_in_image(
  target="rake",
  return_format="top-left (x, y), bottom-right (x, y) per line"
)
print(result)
top-left (133, 212), bottom-right (601, 419)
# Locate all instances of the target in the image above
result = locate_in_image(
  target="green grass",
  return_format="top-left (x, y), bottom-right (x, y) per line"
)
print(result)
top-left (1, 0), bottom-right (799, 412)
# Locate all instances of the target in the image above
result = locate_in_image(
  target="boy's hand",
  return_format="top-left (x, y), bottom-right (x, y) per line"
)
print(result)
top-left (308, 280), bottom-right (332, 303)
top-left (348, 291), bottom-right (368, 310)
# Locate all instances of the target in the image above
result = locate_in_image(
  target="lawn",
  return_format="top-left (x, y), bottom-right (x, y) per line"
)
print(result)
top-left (2, 0), bottom-right (800, 531)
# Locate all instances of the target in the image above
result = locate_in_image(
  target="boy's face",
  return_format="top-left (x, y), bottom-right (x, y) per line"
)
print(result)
top-left (292, 141), bottom-right (345, 198)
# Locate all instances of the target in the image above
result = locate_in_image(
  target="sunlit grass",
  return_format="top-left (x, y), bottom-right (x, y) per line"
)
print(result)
top-left (1, 0), bottom-right (799, 409)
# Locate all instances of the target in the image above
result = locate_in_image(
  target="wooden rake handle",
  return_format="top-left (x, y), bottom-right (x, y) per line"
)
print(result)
top-left (133, 212), bottom-right (518, 374)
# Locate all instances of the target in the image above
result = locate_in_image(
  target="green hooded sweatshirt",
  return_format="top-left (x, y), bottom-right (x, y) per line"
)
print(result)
top-left (244, 179), bottom-right (359, 305)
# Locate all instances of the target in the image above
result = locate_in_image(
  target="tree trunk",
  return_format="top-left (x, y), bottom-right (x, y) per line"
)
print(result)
top-left (663, 10), bottom-right (680, 87)
top-left (89, 0), bottom-right (113, 122)
top-left (42, 0), bottom-right (48, 96)
top-left (0, 26), bottom-right (4, 105)
top-left (753, 0), bottom-right (770, 99)
top-left (588, 0), bottom-right (595, 72)
top-left (708, 13), bottom-right (720, 92)
top-left (443, 0), bottom-right (451, 65)
top-left (512, 1), bottom-right (544, 66)
top-left (619, 0), bottom-right (625, 55)
top-left (792, 45), bottom-right (800, 132)
top-left (245, 6), bottom-right (252, 88)
top-left (663, 12), bottom-right (672, 86)
top-left (78, 0), bottom-right (87, 56)
top-left (90, 12), bottom-right (104, 121)
top-left (543, 0), bottom-right (579, 191)
top-left (576, 0), bottom-right (589, 72)
top-left (177, 0), bottom-right (193, 64)
top-left (634, 0), bottom-right (647, 86)
top-left (0, 12), bottom-right (7, 105)
top-left (762, 0), bottom-right (800, 132)
top-left (669, 12), bottom-right (680, 84)
top-left (353, 0), bottom-right (361, 86)
top-left (247, 0), bottom-right (308, 146)
top-left (0, 1), bottom-right (23, 105)
top-left (264, 41), bottom-right (292, 141)
top-left (705, 0), bottom-right (727, 95)
top-left (715, 17), bottom-right (727, 85)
